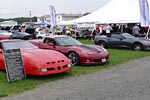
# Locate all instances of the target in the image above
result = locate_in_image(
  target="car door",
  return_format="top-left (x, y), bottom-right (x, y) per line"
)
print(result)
top-left (40, 38), bottom-right (65, 53)
top-left (0, 49), bottom-right (5, 70)
top-left (108, 34), bottom-right (130, 48)
top-left (39, 38), bottom-right (56, 50)
top-left (49, 39), bottom-right (67, 54)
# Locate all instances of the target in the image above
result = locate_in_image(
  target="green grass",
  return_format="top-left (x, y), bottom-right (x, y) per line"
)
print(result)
top-left (0, 39), bottom-right (150, 97)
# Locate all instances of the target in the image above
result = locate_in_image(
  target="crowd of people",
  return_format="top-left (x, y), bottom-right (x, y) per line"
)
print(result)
top-left (83, 23), bottom-right (149, 40)
top-left (0, 23), bottom-right (149, 40)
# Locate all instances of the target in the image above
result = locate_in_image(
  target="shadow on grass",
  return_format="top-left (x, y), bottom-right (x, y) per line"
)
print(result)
top-left (26, 72), bottom-right (73, 82)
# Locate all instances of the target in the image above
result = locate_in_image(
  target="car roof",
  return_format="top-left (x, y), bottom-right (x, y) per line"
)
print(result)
top-left (45, 35), bottom-right (68, 38)
top-left (111, 32), bottom-right (123, 34)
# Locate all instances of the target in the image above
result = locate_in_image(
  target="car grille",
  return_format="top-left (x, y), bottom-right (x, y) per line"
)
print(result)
top-left (46, 64), bottom-right (69, 71)
top-left (47, 68), bottom-right (55, 71)
top-left (63, 65), bottom-right (68, 68)
top-left (45, 60), bottom-right (69, 71)
top-left (94, 59), bottom-right (101, 62)
top-left (46, 60), bottom-right (65, 64)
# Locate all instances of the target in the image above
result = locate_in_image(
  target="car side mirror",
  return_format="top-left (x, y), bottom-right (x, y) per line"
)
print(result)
top-left (48, 43), bottom-right (56, 48)
top-left (118, 38), bottom-right (123, 40)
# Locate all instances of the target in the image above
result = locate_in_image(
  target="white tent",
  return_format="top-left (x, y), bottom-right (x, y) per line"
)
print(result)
top-left (0, 20), bottom-right (18, 27)
top-left (57, 20), bottom-right (77, 26)
top-left (60, 0), bottom-right (141, 24)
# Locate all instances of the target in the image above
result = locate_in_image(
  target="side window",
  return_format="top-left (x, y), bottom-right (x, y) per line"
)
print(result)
top-left (43, 38), bottom-right (49, 44)
top-left (111, 34), bottom-right (122, 39)
top-left (0, 43), bottom-right (2, 53)
top-left (0, 43), bottom-right (2, 49)
top-left (49, 39), bottom-right (56, 45)
top-left (43, 38), bottom-right (56, 45)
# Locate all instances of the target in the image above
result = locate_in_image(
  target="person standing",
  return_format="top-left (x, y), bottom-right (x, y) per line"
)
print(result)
top-left (96, 25), bottom-right (100, 36)
top-left (105, 24), bottom-right (113, 37)
top-left (112, 24), bottom-right (119, 32)
top-left (132, 24), bottom-right (140, 37)
top-left (99, 25), bottom-right (103, 35)
top-left (62, 26), bottom-right (66, 35)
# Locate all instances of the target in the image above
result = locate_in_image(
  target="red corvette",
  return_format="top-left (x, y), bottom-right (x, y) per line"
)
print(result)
top-left (0, 40), bottom-right (72, 75)
top-left (29, 35), bottom-right (109, 66)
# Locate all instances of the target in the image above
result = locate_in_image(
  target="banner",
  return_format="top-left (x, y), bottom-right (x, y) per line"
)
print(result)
top-left (77, 22), bottom-right (96, 31)
top-left (49, 5), bottom-right (56, 28)
top-left (139, 0), bottom-right (149, 26)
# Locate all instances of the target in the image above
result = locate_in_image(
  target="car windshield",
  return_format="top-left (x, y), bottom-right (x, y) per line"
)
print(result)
top-left (55, 36), bottom-right (82, 46)
top-left (1, 40), bottom-right (38, 50)
top-left (121, 33), bottom-right (135, 39)
top-left (15, 32), bottom-right (30, 35)
top-left (40, 32), bottom-right (47, 34)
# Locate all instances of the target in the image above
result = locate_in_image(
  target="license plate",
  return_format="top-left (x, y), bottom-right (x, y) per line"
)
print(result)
top-left (102, 58), bottom-right (106, 62)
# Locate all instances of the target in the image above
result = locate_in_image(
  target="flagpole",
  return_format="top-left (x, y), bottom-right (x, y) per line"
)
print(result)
top-left (139, 0), bottom-right (149, 38)
top-left (145, 26), bottom-right (150, 39)
top-left (49, 5), bottom-right (56, 35)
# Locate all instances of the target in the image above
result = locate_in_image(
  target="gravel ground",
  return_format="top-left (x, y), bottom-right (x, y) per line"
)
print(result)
top-left (1, 56), bottom-right (150, 100)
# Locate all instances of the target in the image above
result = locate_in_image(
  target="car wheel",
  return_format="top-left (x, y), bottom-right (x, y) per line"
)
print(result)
top-left (67, 52), bottom-right (79, 66)
top-left (132, 43), bottom-right (144, 51)
top-left (97, 41), bottom-right (107, 48)
top-left (38, 36), bottom-right (43, 39)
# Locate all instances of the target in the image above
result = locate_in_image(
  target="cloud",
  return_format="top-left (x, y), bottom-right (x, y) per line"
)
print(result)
top-left (0, 9), bottom-right (29, 18)
top-left (0, 9), bottom-right (16, 14)
top-left (0, 0), bottom-right (110, 18)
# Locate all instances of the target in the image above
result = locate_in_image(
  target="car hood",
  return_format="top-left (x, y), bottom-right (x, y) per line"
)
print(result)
top-left (71, 44), bottom-right (106, 53)
top-left (134, 38), bottom-right (150, 43)
top-left (22, 49), bottom-right (69, 62)
top-left (140, 38), bottom-right (150, 41)
top-left (127, 37), bottom-right (150, 42)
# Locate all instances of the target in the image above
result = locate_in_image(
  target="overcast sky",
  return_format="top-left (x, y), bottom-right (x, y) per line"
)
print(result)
top-left (0, 0), bottom-right (110, 19)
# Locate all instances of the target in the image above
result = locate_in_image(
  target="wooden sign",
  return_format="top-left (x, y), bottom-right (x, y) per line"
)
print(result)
top-left (3, 49), bottom-right (26, 82)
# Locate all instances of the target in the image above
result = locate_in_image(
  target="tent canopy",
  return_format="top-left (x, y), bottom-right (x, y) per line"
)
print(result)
top-left (36, 21), bottom-right (49, 25)
top-left (59, 0), bottom-right (141, 25)
top-left (57, 20), bottom-right (77, 26)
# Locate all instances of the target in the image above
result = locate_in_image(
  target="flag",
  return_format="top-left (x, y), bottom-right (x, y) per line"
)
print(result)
top-left (139, 0), bottom-right (149, 26)
top-left (49, 5), bottom-right (56, 28)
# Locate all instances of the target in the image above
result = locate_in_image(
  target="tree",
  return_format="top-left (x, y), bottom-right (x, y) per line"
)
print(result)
top-left (0, 17), bottom-right (37, 24)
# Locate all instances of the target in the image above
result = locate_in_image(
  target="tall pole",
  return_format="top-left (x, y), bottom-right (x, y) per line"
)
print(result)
top-left (29, 11), bottom-right (32, 22)
top-left (145, 26), bottom-right (150, 39)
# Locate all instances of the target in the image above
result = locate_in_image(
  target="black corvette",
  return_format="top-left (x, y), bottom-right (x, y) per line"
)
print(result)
top-left (94, 32), bottom-right (150, 51)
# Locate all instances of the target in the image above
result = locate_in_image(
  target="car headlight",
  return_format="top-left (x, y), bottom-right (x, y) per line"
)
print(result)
top-left (81, 50), bottom-right (93, 54)
top-left (68, 64), bottom-right (72, 67)
top-left (101, 47), bottom-right (108, 53)
top-left (41, 68), bottom-right (48, 72)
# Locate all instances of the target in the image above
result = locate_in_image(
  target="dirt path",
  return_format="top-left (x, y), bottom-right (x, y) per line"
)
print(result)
top-left (1, 56), bottom-right (150, 100)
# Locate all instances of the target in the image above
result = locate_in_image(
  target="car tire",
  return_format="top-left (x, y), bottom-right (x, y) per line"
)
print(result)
top-left (38, 36), bottom-right (43, 39)
top-left (67, 52), bottom-right (79, 66)
top-left (97, 41), bottom-right (107, 48)
top-left (132, 43), bottom-right (144, 51)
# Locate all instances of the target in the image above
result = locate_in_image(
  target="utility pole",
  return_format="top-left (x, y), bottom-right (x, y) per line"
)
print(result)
top-left (29, 11), bottom-right (32, 22)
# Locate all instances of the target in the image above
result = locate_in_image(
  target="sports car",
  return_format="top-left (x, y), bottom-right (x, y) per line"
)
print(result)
top-left (36, 31), bottom-right (49, 39)
top-left (29, 35), bottom-right (109, 66)
top-left (0, 30), bottom-right (12, 40)
top-left (0, 40), bottom-right (72, 75)
top-left (94, 32), bottom-right (150, 51)
top-left (10, 32), bottom-right (31, 40)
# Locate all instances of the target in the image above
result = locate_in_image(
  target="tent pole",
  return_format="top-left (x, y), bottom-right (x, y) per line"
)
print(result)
top-left (145, 26), bottom-right (150, 39)
top-left (75, 23), bottom-right (77, 39)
